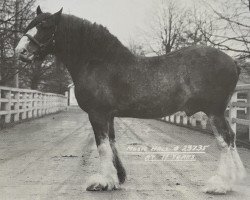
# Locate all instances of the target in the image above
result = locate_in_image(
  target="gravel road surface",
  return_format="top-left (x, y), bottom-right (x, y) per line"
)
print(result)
top-left (0, 108), bottom-right (249, 200)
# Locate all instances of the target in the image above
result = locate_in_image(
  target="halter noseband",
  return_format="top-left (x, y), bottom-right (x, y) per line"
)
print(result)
top-left (24, 25), bottom-right (57, 58)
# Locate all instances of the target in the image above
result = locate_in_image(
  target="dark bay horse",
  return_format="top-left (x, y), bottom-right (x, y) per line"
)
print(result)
top-left (15, 7), bottom-right (246, 194)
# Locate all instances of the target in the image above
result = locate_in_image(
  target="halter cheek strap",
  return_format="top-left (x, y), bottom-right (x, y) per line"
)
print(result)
top-left (24, 34), bottom-right (42, 48)
top-left (24, 26), bottom-right (57, 57)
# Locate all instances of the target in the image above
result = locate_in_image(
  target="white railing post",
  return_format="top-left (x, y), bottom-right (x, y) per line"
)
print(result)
top-left (166, 116), bottom-right (169, 121)
top-left (44, 94), bottom-right (47, 115)
top-left (229, 92), bottom-right (237, 133)
top-left (33, 92), bottom-right (38, 117)
top-left (183, 115), bottom-right (188, 125)
top-left (4, 90), bottom-right (11, 123)
top-left (41, 93), bottom-right (45, 115)
top-left (27, 93), bottom-right (32, 119)
top-left (176, 112), bottom-right (181, 124)
top-left (50, 95), bottom-right (53, 113)
top-left (47, 94), bottom-right (50, 114)
top-left (170, 115), bottom-right (175, 123)
top-left (190, 116), bottom-right (196, 127)
top-left (37, 93), bottom-right (41, 116)
top-left (14, 91), bottom-right (20, 122)
top-left (22, 92), bottom-right (27, 120)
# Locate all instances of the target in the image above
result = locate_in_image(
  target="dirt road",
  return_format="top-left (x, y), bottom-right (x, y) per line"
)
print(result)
top-left (0, 108), bottom-right (249, 200)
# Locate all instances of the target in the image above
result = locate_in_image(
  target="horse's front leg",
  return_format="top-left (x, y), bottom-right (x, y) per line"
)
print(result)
top-left (86, 112), bottom-right (119, 191)
top-left (108, 116), bottom-right (127, 184)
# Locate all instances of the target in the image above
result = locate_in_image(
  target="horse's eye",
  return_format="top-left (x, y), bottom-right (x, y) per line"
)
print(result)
top-left (38, 20), bottom-right (49, 29)
top-left (41, 20), bottom-right (47, 27)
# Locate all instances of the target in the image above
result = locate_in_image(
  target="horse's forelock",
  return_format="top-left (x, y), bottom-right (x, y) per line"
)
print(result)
top-left (24, 13), bottom-right (52, 33)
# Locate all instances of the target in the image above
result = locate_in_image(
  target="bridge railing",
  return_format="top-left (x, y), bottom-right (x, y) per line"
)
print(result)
top-left (161, 84), bottom-right (250, 142)
top-left (0, 86), bottom-right (67, 124)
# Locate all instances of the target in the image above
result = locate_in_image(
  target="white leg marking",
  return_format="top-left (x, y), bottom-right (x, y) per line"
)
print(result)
top-left (209, 118), bottom-right (227, 148)
top-left (98, 138), bottom-right (118, 179)
top-left (86, 138), bottom-right (119, 191)
top-left (230, 148), bottom-right (246, 181)
top-left (204, 117), bottom-right (247, 194)
top-left (217, 148), bottom-right (237, 181)
top-left (215, 135), bottom-right (227, 148)
top-left (203, 174), bottom-right (231, 194)
top-left (203, 147), bottom-right (246, 194)
top-left (203, 148), bottom-right (233, 194)
top-left (15, 27), bottom-right (37, 53)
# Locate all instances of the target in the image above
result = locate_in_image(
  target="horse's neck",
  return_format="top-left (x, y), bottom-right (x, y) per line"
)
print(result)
top-left (55, 16), bottom-right (135, 79)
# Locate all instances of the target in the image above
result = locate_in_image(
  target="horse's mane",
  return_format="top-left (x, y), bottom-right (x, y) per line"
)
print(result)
top-left (56, 14), bottom-right (135, 65)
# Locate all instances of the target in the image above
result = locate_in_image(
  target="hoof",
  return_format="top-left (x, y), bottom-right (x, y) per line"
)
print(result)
top-left (86, 174), bottom-right (120, 191)
top-left (203, 175), bottom-right (232, 195)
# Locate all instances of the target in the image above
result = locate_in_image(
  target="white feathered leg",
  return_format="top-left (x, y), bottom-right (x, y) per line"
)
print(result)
top-left (203, 115), bottom-right (246, 194)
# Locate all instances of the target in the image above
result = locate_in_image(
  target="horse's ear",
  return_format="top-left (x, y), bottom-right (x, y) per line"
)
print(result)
top-left (36, 6), bottom-right (43, 15)
top-left (53, 8), bottom-right (63, 24)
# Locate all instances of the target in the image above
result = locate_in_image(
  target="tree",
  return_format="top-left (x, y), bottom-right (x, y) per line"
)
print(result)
top-left (19, 56), bottom-right (72, 94)
top-left (38, 59), bottom-right (72, 95)
top-left (180, 7), bottom-right (214, 47)
top-left (147, 0), bottom-right (187, 55)
top-left (199, 0), bottom-right (250, 59)
top-left (127, 38), bottom-right (145, 56)
top-left (141, 0), bottom-right (212, 55)
top-left (0, 1), bottom-right (71, 94)
top-left (0, 0), bottom-right (36, 86)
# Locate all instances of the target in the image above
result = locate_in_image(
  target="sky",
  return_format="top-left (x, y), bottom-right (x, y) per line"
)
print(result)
top-left (37, 0), bottom-right (195, 46)
top-left (38, 0), bottom-right (155, 45)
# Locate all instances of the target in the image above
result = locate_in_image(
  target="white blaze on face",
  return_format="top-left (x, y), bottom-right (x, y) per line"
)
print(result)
top-left (15, 27), bottom-right (37, 54)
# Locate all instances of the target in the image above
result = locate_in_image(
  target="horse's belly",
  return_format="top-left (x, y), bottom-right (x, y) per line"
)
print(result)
top-left (115, 94), bottom-right (186, 118)
top-left (116, 108), bottom-right (175, 119)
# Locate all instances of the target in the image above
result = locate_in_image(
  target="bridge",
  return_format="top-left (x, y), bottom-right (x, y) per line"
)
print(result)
top-left (0, 107), bottom-right (249, 200)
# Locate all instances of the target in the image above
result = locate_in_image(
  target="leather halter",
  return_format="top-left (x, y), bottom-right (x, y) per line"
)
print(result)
top-left (24, 25), bottom-right (57, 58)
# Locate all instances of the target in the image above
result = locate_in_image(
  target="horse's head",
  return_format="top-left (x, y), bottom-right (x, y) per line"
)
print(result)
top-left (15, 6), bottom-right (63, 63)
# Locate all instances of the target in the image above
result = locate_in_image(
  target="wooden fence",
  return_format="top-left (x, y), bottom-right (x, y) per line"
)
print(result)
top-left (161, 84), bottom-right (250, 143)
top-left (0, 86), bottom-right (67, 124)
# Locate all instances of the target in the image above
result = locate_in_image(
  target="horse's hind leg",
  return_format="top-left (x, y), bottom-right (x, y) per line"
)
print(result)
top-left (86, 112), bottom-right (119, 191)
top-left (108, 116), bottom-right (127, 184)
top-left (203, 114), bottom-right (246, 194)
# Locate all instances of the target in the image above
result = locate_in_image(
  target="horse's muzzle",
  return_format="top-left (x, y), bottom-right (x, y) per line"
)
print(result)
top-left (19, 53), bottom-right (34, 63)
